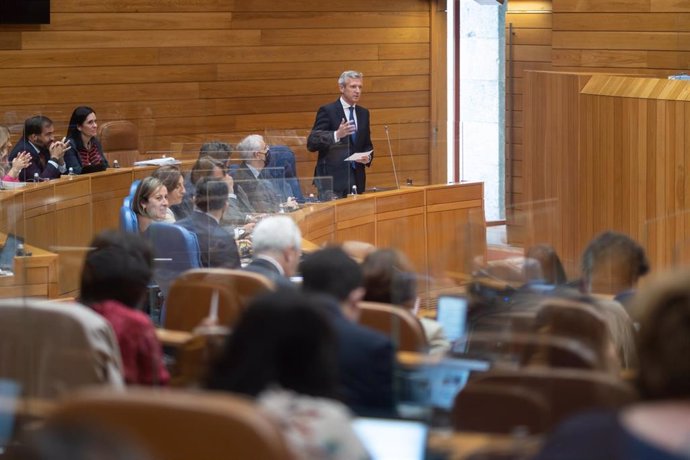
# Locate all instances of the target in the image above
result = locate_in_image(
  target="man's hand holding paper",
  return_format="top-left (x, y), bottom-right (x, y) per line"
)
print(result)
top-left (345, 149), bottom-right (373, 164)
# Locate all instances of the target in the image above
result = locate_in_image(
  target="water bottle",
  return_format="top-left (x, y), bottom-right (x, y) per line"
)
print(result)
top-left (112, 159), bottom-right (120, 169)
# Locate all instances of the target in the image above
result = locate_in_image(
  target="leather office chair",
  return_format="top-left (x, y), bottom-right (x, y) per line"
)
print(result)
top-left (144, 223), bottom-right (202, 302)
top-left (459, 332), bottom-right (602, 371)
top-left (451, 382), bottom-right (550, 434)
top-left (471, 368), bottom-right (637, 429)
top-left (0, 299), bottom-right (124, 399)
top-left (358, 301), bottom-right (428, 352)
top-left (98, 120), bottom-right (140, 167)
top-left (164, 268), bottom-right (275, 332)
top-left (49, 388), bottom-right (295, 460)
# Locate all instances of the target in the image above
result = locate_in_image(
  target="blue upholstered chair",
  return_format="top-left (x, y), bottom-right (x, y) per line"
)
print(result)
top-left (120, 179), bottom-right (141, 233)
top-left (144, 222), bottom-right (202, 306)
top-left (119, 206), bottom-right (138, 233)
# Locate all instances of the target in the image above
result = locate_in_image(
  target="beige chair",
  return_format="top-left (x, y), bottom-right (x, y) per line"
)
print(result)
top-left (164, 268), bottom-right (275, 332)
top-left (451, 382), bottom-right (550, 434)
top-left (471, 368), bottom-right (637, 428)
top-left (461, 331), bottom-right (604, 371)
top-left (98, 120), bottom-right (140, 167)
top-left (0, 299), bottom-right (124, 399)
top-left (358, 301), bottom-right (428, 352)
top-left (49, 388), bottom-right (296, 460)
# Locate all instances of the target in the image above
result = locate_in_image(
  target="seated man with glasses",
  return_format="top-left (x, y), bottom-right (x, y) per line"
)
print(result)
top-left (231, 134), bottom-right (297, 213)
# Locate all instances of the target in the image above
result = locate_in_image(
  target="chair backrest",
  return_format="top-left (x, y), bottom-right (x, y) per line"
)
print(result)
top-left (358, 301), bottom-right (428, 352)
top-left (123, 179), bottom-right (141, 209)
top-left (472, 368), bottom-right (637, 428)
top-left (460, 331), bottom-right (603, 371)
top-left (119, 206), bottom-right (138, 233)
top-left (145, 223), bottom-right (202, 299)
top-left (49, 388), bottom-right (295, 460)
top-left (164, 268), bottom-right (274, 331)
top-left (98, 120), bottom-right (140, 167)
top-left (0, 299), bottom-right (124, 398)
top-left (451, 382), bottom-right (550, 434)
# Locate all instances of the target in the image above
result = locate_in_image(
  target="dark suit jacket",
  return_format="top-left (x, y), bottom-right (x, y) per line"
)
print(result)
top-left (244, 257), bottom-right (295, 291)
top-left (319, 298), bottom-right (396, 416)
top-left (8, 138), bottom-right (61, 181)
top-left (231, 162), bottom-right (281, 213)
top-left (307, 99), bottom-right (373, 197)
top-left (176, 211), bottom-right (240, 269)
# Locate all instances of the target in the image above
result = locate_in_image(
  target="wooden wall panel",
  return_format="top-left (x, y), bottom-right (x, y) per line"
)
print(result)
top-left (1, 0), bottom-right (433, 193)
top-left (508, 0), bottom-right (690, 249)
top-left (524, 72), bottom-right (690, 275)
top-left (505, 0), bottom-right (552, 243)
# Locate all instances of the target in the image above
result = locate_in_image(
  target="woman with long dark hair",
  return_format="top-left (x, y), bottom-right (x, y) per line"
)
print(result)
top-left (64, 106), bottom-right (108, 174)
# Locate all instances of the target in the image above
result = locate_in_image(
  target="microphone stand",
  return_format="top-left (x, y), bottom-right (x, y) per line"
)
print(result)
top-left (384, 125), bottom-right (400, 189)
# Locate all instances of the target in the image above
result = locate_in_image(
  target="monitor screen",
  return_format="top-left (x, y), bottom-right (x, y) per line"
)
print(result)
top-left (0, 0), bottom-right (50, 24)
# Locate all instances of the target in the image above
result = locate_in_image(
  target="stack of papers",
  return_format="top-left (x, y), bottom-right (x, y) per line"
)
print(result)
top-left (134, 157), bottom-right (180, 166)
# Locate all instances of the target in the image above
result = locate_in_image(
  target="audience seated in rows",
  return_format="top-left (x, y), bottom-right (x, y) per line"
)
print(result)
top-left (9, 115), bottom-right (69, 181)
top-left (244, 215), bottom-right (301, 290)
top-left (0, 125), bottom-right (31, 182)
top-left (301, 246), bottom-right (396, 417)
top-left (64, 106), bottom-right (108, 174)
top-left (131, 176), bottom-right (168, 233)
top-left (176, 177), bottom-right (240, 269)
top-left (150, 165), bottom-right (185, 223)
top-left (361, 248), bottom-right (451, 355)
top-left (207, 290), bottom-right (369, 460)
top-left (78, 230), bottom-right (169, 386)
top-left (535, 269), bottom-right (690, 460)
top-left (492, 239), bottom-right (638, 369)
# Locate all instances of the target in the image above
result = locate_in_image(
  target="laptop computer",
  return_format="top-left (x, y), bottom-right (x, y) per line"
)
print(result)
top-left (352, 417), bottom-right (428, 460)
top-left (0, 233), bottom-right (23, 275)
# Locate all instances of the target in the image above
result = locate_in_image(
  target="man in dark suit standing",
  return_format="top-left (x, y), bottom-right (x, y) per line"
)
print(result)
top-left (307, 70), bottom-right (373, 198)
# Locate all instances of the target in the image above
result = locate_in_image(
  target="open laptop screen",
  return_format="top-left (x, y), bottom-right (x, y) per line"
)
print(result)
top-left (436, 295), bottom-right (469, 342)
top-left (352, 417), bottom-right (428, 460)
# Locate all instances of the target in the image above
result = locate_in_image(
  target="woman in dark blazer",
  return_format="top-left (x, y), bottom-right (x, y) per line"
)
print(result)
top-left (65, 106), bottom-right (109, 174)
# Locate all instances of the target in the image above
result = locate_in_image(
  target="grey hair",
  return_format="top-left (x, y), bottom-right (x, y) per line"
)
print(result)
top-left (252, 216), bottom-right (302, 254)
top-left (338, 70), bottom-right (363, 86)
top-left (236, 134), bottom-right (265, 161)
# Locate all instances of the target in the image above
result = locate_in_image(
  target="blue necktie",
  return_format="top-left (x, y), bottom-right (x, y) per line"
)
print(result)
top-left (348, 106), bottom-right (357, 170)
top-left (348, 106), bottom-right (357, 144)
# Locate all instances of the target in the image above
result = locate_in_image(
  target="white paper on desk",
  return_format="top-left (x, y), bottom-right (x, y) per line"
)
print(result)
top-left (133, 157), bottom-right (180, 166)
top-left (344, 150), bottom-right (373, 162)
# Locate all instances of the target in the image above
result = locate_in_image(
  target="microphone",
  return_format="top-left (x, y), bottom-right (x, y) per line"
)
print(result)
top-left (384, 125), bottom-right (400, 189)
